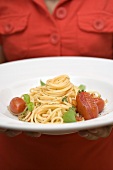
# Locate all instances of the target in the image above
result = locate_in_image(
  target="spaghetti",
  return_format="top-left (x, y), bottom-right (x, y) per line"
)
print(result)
top-left (18, 75), bottom-right (78, 124)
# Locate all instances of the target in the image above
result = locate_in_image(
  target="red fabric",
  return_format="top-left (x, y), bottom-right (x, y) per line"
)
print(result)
top-left (0, 36), bottom-right (2, 45)
top-left (0, 0), bottom-right (113, 61)
top-left (1, 133), bottom-right (113, 170)
top-left (0, 0), bottom-right (113, 170)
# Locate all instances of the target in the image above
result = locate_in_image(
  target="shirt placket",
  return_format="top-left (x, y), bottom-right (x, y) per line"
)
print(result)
top-left (31, 0), bottom-right (72, 56)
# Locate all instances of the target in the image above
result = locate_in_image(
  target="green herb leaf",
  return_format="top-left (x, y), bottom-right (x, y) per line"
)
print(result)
top-left (62, 96), bottom-right (68, 102)
top-left (23, 94), bottom-right (30, 104)
top-left (63, 108), bottom-right (76, 123)
top-left (40, 80), bottom-right (46, 86)
top-left (78, 84), bottom-right (86, 92)
top-left (71, 106), bottom-right (76, 111)
top-left (27, 102), bottom-right (34, 112)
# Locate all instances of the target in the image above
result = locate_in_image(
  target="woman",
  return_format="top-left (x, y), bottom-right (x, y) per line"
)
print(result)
top-left (0, 0), bottom-right (113, 169)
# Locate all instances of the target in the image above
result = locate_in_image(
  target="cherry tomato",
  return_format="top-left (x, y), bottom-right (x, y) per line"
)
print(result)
top-left (9, 97), bottom-right (26, 114)
top-left (93, 97), bottom-right (105, 113)
top-left (76, 92), bottom-right (99, 120)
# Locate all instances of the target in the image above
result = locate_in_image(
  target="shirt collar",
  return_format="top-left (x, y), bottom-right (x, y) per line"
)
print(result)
top-left (32, 0), bottom-right (72, 7)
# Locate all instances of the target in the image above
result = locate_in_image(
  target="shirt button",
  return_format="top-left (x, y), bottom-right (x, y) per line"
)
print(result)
top-left (4, 23), bottom-right (13, 33)
top-left (93, 19), bottom-right (104, 30)
top-left (56, 7), bottom-right (67, 19)
top-left (50, 33), bottom-right (60, 45)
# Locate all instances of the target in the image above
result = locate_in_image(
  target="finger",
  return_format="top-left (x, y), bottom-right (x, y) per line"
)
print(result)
top-left (25, 132), bottom-right (41, 138)
top-left (5, 130), bottom-right (22, 137)
top-left (0, 128), bottom-right (7, 133)
top-left (88, 126), bottom-right (113, 138)
top-left (78, 130), bottom-right (99, 140)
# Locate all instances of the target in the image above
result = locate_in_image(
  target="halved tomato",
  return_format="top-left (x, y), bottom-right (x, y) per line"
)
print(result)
top-left (93, 97), bottom-right (105, 113)
top-left (76, 92), bottom-right (99, 120)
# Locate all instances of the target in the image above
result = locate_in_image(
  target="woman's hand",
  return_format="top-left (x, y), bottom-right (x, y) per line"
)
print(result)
top-left (78, 125), bottom-right (113, 140)
top-left (0, 128), bottom-right (41, 137)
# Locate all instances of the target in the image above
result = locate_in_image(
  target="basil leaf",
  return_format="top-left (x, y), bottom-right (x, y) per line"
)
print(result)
top-left (62, 96), bottom-right (68, 102)
top-left (71, 106), bottom-right (76, 111)
top-left (40, 80), bottom-right (46, 86)
top-left (78, 84), bottom-right (86, 92)
top-left (23, 94), bottom-right (30, 104)
top-left (27, 102), bottom-right (34, 112)
top-left (63, 108), bottom-right (76, 123)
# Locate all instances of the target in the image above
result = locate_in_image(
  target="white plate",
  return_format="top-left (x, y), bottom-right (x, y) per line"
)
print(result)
top-left (0, 57), bottom-right (113, 135)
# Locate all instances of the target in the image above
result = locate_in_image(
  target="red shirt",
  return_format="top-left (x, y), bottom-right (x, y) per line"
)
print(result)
top-left (0, 0), bottom-right (113, 170)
